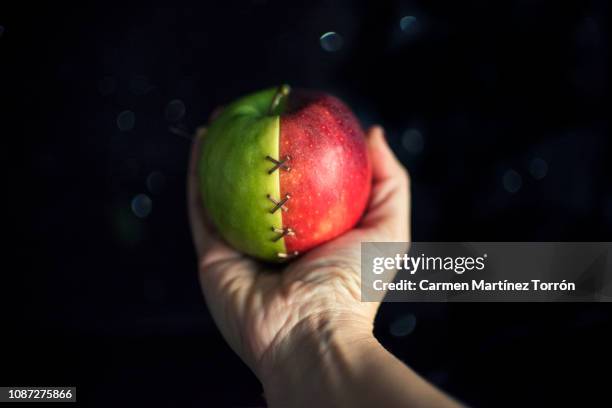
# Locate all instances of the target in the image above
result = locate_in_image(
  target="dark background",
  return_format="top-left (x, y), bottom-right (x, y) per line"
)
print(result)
top-left (3, 0), bottom-right (611, 406)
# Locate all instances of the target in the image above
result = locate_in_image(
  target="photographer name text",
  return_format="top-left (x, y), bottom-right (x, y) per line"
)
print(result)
top-left (373, 279), bottom-right (576, 292)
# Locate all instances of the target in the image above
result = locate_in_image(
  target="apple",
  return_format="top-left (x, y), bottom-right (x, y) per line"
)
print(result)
top-left (198, 85), bottom-right (371, 262)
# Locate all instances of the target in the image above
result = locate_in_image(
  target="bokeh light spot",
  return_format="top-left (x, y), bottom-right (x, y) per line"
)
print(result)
top-left (503, 169), bottom-right (522, 193)
top-left (529, 157), bottom-right (548, 180)
top-left (130, 75), bottom-right (154, 95)
top-left (402, 128), bottom-right (424, 154)
top-left (165, 99), bottom-right (186, 122)
top-left (131, 194), bottom-right (152, 218)
top-left (320, 32), bottom-right (343, 52)
top-left (117, 110), bottom-right (135, 131)
top-left (400, 16), bottom-right (417, 32)
top-left (390, 314), bottom-right (417, 337)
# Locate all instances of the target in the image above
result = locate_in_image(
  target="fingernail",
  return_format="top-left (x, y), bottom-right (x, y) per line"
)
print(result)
top-left (368, 126), bottom-right (386, 144)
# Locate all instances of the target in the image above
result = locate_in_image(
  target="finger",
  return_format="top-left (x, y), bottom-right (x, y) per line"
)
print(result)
top-left (360, 126), bottom-right (411, 243)
top-left (367, 126), bottom-right (408, 183)
top-left (358, 126), bottom-right (412, 294)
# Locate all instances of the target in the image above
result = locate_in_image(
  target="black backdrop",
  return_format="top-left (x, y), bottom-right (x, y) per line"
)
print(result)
top-left (3, 0), bottom-right (611, 406)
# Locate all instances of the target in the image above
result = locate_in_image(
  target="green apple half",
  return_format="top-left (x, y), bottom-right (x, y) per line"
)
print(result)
top-left (198, 87), bottom-right (287, 260)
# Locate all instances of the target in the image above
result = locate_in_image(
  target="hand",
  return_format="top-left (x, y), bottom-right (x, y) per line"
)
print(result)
top-left (188, 125), bottom-right (410, 385)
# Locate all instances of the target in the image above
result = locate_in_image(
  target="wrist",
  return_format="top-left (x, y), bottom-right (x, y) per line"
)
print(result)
top-left (259, 312), bottom-right (380, 407)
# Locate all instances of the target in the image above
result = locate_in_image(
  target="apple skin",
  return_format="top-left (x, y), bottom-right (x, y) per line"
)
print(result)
top-left (198, 86), bottom-right (371, 262)
top-left (199, 87), bottom-right (286, 261)
top-left (279, 90), bottom-right (371, 254)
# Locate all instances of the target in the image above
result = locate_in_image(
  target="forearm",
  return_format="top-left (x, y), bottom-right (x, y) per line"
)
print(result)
top-left (260, 321), bottom-right (463, 408)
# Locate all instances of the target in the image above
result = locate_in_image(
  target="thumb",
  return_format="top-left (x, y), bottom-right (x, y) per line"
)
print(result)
top-left (361, 126), bottom-right (411, 243)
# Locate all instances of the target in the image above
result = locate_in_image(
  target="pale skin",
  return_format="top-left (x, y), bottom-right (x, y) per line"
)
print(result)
top-left (188, 125), bottom-right (463, 408)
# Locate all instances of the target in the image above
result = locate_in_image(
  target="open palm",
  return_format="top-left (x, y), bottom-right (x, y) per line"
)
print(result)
top-left (188, 126), bottom-right (410, 380)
